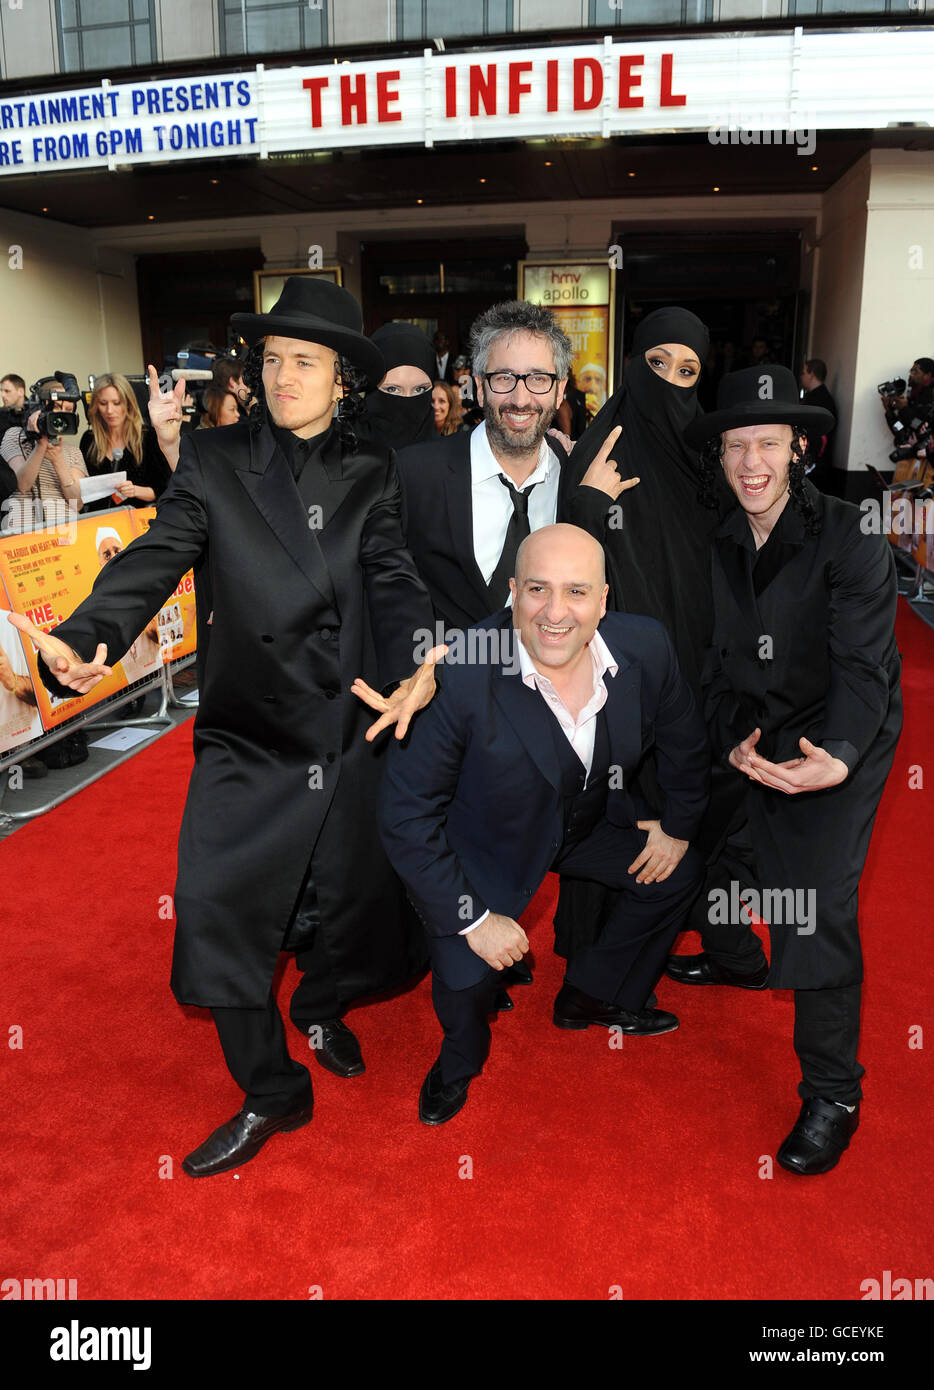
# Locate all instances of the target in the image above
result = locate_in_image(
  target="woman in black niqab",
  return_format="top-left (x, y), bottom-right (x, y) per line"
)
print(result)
top-left (355, 322), bottom-right (437, 452)
top-left (565, 305), bottom-right (717, 698)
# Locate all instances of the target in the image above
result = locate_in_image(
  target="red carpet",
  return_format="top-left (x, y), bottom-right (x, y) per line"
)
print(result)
top-left (2, 601), bottom-right (932, 1301)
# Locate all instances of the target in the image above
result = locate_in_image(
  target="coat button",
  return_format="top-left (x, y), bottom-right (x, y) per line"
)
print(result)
top-left (261, 634), bottom-right (274, 643)
top-left (319, 628), bottom-right (331, 640)
top-left (325, 690), bottom-right (337, 701)
top-left (263, 694), bottom-right (278, 704)
top-left (720, 647), bottom-right (729, 657)
top-left (326, 752), bottom-right (336, 764)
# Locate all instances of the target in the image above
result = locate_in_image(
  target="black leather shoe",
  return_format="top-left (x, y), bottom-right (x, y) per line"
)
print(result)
top-left (777, 1097), bottom-right (860, 1176)
top-left (494, 988), bottom-right (514, 1012)
top-left (502, 960), bottom-right (533, 985)
top-left (665, 952), bottom-right (769, 989)
top-left (553, 983), bottom-right (678, 1035)
top-left (182, 1101), bottom-right (314, 1177)
top-left (307, 1019), bottom-right (365, 1077)
top-left (419, 1059), bottom-right (471, 1125)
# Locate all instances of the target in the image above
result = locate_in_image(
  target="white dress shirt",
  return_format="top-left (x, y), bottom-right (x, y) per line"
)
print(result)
top-left (469, 421), bottom-right (560, 587)
top-left (460, 627), bottom-right (618, 935)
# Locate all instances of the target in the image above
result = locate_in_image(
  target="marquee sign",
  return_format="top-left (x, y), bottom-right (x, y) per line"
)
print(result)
top-left (0, 30), bottom-right (931, 177)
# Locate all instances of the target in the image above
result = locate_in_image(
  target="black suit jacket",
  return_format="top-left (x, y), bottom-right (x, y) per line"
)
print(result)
top-left (38, 419), bottom-right (433, 1008)
top-left (395, 430), bottom-right (610, 631)
top-left (379, 609), bottom-right (709, 989)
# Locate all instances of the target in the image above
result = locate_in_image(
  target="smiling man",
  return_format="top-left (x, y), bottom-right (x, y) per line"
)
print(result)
top-left (11, 277), bottom-right (439, 1177)
top-left (379, 523), bottom-right (710, 1124)
top-left (668, 365), bottom-right (903, 1175)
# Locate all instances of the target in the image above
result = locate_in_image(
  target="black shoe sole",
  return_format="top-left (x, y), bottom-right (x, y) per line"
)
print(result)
top-left (665, 966), bottom-right (768, 989)
top-left (419, 1090), bottom-right (469, 1126)
top-left (182, 1108), bottom-right (314, 1178)
top-left (313, 1051), bottom-right (365, 1078)
top-left (553, 1014), bottom-right (679, 1036)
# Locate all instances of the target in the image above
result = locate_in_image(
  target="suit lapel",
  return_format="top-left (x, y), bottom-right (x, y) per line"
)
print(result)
top-left (443, 436), bottom-right (499, 617)
top-left (714, 528), bottom-right (761, 635)
top-left (491, 660), bottom-right (562, 791)
top-left (235, 424), bottom-right (336, 608)
top-left (601, 656), bottom-right (642, 772)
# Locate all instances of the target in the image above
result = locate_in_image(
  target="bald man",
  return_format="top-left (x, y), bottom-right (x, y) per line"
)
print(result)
top-left (379, 524), bottom-right (711, 1123)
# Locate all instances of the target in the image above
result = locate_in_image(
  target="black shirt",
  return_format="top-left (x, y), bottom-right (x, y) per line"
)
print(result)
top-left (272, 422), bottom-right (333, 485)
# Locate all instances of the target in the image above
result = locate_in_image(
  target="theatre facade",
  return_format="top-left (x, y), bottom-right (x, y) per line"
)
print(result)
top-left (0, 4), bottom-right (932, 493)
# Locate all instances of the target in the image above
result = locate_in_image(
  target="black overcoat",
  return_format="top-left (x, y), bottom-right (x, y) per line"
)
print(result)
top-left (703, 482), bottom-right (902, 989)
top-left (40, 420), bottom-right (434, 1008)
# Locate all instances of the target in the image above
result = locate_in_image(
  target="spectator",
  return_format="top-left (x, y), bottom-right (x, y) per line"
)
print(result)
top-left (198, 385), bottom-right (241, 429)
top-left (0, 372), bottom-right (27, 437)
top-left (431, 380), bottom-right (467, 436)
top-left (747, 336), bottom-right (774, 366)
top-left (555, 367), bottom-right (588, 441)
top-left (433, 330), bottom-right (455, 384)
top-left (80, 373), bottom-right (172, 508)
top-left (882, 356), bottom-right (934, 435)
top-left (212, 356), bottom-right (251, 417)
top-left (0, 382), bottom-right (86, 532)
top-left (800, 358), bottom-right (837, 482)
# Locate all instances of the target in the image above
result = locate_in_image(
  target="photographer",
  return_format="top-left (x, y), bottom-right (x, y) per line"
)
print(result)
top-left (0, 378), bottom-right (86, 533)
top-left (880, 357), bottom-right (934, 436)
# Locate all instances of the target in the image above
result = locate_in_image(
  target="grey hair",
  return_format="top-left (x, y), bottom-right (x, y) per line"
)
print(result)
top-left (469, 300), bottom-right (572, 381)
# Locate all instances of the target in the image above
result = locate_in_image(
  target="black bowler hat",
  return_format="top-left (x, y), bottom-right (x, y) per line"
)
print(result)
top-left (684, 365), bottom-right (834, 449)
top-left (231, 277), bottom-right (384, 388)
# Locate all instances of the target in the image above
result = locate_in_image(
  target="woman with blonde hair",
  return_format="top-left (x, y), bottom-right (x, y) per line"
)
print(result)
top-left (431, 379), bottom-right (468, 437)
top-left (79, 373), bottom-right (172, 508)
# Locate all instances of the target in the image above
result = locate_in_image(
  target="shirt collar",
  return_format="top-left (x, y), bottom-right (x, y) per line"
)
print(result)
top-left (470, 420), bottom-right (557, 487)
top-left (516, 625), bottom-right (618, 688)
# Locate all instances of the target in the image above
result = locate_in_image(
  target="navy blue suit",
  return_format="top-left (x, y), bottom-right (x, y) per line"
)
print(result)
top-left (379, 609), bottom-right (711, 1080)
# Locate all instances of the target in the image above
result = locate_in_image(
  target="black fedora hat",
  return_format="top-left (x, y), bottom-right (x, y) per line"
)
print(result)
top-left (231, 277), bottom-right (384, 388)
top-left (684, 365), bottom-right (834, 449)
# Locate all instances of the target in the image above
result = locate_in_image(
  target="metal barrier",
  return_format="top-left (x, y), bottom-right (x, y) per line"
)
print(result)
top-left (0, 653), bottom-right (198, 824)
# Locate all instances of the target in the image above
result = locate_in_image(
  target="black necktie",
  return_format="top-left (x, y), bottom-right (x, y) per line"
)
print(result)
top-left (488, 474), bottom-right (540, 606)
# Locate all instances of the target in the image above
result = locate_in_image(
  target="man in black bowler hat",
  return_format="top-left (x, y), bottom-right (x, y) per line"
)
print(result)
top-left (667, 365), bottom-right (902, 1175)
top-left (11, 276), bottom-right (439, 1176)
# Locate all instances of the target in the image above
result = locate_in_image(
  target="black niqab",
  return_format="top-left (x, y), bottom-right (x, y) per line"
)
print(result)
top-left (356, 322), bottom-right (436, 452)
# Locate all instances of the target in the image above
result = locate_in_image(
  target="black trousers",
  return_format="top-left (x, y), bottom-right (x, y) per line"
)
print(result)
top-left (433, 821), bottom-right (704, 1085)
top-left (210, 919), bottom-right (344, 1117)
top-left (687, 813), bottom-right (864, 1104)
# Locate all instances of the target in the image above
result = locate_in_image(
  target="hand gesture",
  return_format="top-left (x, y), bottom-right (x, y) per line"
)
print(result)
top-left (351, 642), bottom-right (447, 742)
top-left (731, 731), bottom-right (848, 795)
top-left (7, 612), bottom-right (111, 694)
top-left (146, 363), bottom-right (185, 446)
top-left (629, 819), bottom-right (689, 884)
top-left (577, 425), bottom-right (639, 501)
top-left (465, 912), bottom-right (529, 970)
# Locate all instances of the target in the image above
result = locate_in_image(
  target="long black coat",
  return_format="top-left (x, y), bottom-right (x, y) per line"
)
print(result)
top-left (40, 420), bottom-right (434, 1008)
top-left (703, 482), bottom-right (902, 989)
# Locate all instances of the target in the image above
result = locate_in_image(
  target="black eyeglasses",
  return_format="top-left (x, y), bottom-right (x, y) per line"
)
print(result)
top-left (482, 371), bottom-right (558, 395)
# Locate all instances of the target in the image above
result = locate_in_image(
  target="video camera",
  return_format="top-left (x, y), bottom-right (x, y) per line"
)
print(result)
top-left (889, 402), bottom-right (934, 463)
top-left (877, 377), bottom-right (907, 397)
top-left (25, 372), bottom-right (82, 440)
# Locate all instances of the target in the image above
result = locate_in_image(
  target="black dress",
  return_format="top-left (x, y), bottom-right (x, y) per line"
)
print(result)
top-left (79, 427), bottom-right (172, 509)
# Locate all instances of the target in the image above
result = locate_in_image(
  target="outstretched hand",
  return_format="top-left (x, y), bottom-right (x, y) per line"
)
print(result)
top-left (351, 643), bottom-right (448, 742)
top-left (6, 612), bottom-right (111, 694)
top-left (730, 729), bottom-right (849, 794)
top-left (577, 425), bottom-right (639, 501)
top-left (146, 364), bottom-right (186, 445)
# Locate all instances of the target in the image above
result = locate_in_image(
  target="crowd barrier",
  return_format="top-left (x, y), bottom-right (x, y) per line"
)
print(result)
top-left (1, 506), bottom-right (198, 820)
top-left (883, 455), bottom-right (934, 604)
